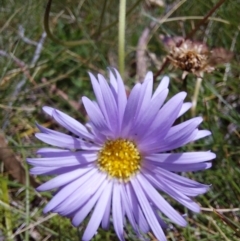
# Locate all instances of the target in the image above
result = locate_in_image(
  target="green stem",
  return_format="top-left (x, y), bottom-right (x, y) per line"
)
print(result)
top-left (100, 0), bottom-right (141, 34)
top-left (118, 0), bottom-right (126, 77)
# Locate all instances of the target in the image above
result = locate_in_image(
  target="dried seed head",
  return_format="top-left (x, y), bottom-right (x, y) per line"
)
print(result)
top-left (162, 36), bottom-right (233, 76)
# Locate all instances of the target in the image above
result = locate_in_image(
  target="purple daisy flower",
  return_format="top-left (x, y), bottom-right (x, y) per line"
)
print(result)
top-left (28, 69), bottom-right (215, 241)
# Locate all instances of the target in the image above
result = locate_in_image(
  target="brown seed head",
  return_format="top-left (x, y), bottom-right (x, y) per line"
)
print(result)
top-left (162, 36), bottom-right (233, 76)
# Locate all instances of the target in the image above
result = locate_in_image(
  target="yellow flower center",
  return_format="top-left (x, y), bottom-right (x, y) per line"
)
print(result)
top-left (97, 139), bottom-right (141, 181)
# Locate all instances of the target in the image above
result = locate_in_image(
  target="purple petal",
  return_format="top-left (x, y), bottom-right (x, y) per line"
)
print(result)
top-left (124, 75), bottom-right (153, 136)
top-left (145, 173), bottom-right (200, 212)
top-left (156, 162), bottom-right (212, 172)
top-left (98, 74), bottom-right (119, 133)
top-left (125, 183), bottom-right (149, 233)
top-left (161, 177), bottom-right (210, 197)
top-left (101, 182), bottom-right (113, 229)
top-left (152, 76), bottom-right (169, 99)
top-left (43, 107), bottom-right (93, 140)
top-left (152, 207), bottom-right (168, 229)
top-left (83, 181), bottom-right (113, 241)
top-left (134, 74), bottom-right (153, 121)
top-left (112, 182), bottom-right (125, 241)
top-left (85, 120), bottom-right (106, 143)
top-left (147, 92), bottom-right (186, 137)
top-left (36, 148), bottom-right (71, 157)
top-left (43, 168), bottom-right (98, 213)
top-left (162, 178), bottom-right (211, 197)
top-left (36, 129), bottom-right (99, 151)
top-left (132, 89), bottom-right (169, 140)
top-left (131, 177), bottom-right (167, 241)
top-left (121, 186), bottom-right (140, 236)
top-left (109, 69), bottom-right (118, 93)
top-left (82, 97), bottom-right (112, 138)
top-left (143, 162), bottom-right (210, 197)
top-left (146, 151), bottom-right (216, 164)
top-left (27, 152), bottom-right (97, 167)
top-left (89, 73), bottom-right (109, 123)
top-left (143, 71), bottom-right (153, 84)
top-left (193, 130), bottom-right (212, 141)
top-left (152, 167), bottom-right (210, 196)
top-left (177, 102), bottom-right (192, 118)
top-left (36, 166), bottom-right (92, 191)
top-left (56, 173), bottom-right (107, 217)
top-left (145, 152), bottom-right (214, 171)
top-left (144, 116), bottom-right (202, 153)
top-left (158, 129), bottom-right (198, 152)
top-left (136, 174), bottom-right (187, 226)
top-left (29, 165), bottom-right (80, 175)
top-left (139, 92), bottom-right (187, 151)
top-left (121, 83), bottom-right (141, 137)
top-left (114, 69), bottom-right (127, 131)
top-left (36, 123), bottom-right (67, 135)
top-left (71, 175), bottom-right (108, 227)
top-left (165, 117), bottom-right (203, 140)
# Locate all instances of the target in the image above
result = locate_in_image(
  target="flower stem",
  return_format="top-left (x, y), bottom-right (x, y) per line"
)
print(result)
top-left (191, 76), bottom-right (203, 116)
top-left (118, 0), bottom-right (126, 77)
top-left (99, 0), bottom-right (141, 35)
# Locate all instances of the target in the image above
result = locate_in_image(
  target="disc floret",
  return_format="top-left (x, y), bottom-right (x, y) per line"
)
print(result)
top-left (98, 139), bottom-right (141, 181)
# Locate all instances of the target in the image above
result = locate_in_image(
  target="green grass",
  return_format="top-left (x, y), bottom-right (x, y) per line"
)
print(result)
top-left (0, 0), bottom-right (240, 240)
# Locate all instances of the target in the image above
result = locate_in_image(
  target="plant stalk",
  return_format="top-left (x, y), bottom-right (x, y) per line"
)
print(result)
top-left (118, 0), bottom-right (126, 77)
top-left (191, 76), bottom-right (203, 116)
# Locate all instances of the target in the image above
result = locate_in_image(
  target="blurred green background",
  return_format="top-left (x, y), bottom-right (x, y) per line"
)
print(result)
top-left (0, 0), bottom-right (240, 240)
